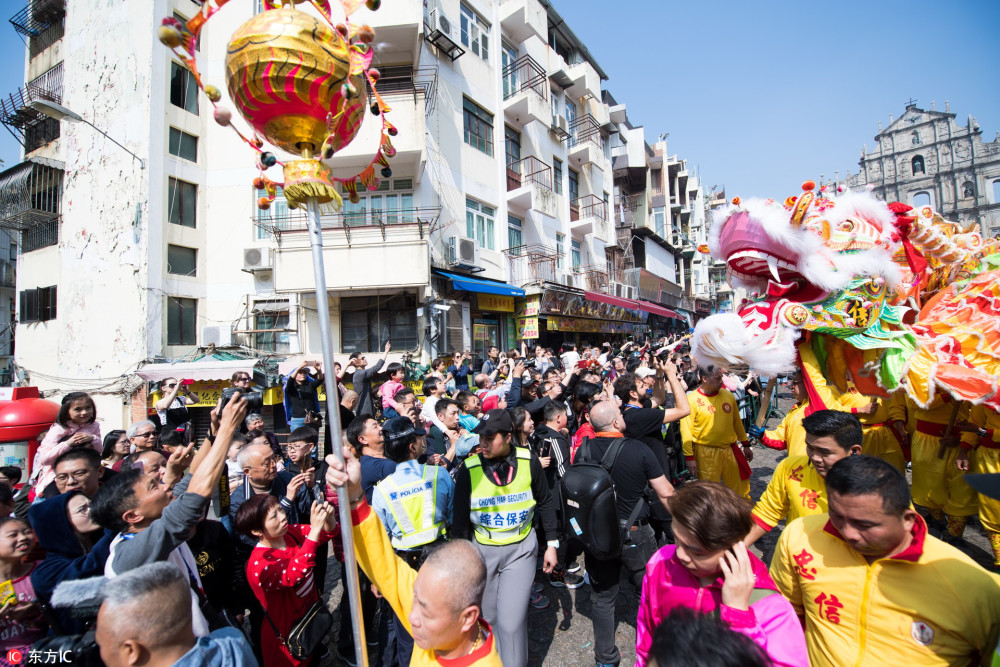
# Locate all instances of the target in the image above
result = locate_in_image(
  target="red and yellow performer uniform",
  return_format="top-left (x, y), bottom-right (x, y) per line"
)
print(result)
top-left (899, 395), bottom-right (976, 536)
top-left (759, 403), bottom-right (808, 458)
top-left (680, 387), bottom-right (751, 501)
top-left (771, 514), bottom-right (1000, 667)
top-left (751, 456), bottom-right (828, 535)
top-left (960, 405), bottom-right (1000, 566)
top-left (838, 386), bottom-right (906, 472)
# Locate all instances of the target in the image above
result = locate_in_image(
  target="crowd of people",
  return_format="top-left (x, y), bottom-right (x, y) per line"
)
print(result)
top-left (0, 333), bottom-right (998, 667)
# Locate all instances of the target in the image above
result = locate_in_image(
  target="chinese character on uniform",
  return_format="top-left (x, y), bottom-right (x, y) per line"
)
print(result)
top-left (481, 513), bottom-right (492, 527)
top-left (494, 513), bottom-right (505, 527)
top-left (506, 512), bottom-right (517, 526)
top-left (517, 510), bottom-right (529, 523)
top-left (788, 465), bottom-right (804, 482)
top-left (793, 549), bottom-right (818, 580)
top-left (799, 489), bottom-right (819, 510)
top-left (814, 592), bottom-right (844, 624)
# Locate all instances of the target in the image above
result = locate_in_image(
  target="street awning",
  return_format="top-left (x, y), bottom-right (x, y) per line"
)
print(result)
top-left (136, 358), bottom-right (259, 383)
top-left (584, 290), bottom-right (640, 311)
top-left (636, 300), bottom-right (684, 321)
top-left (434, 270), bottom-right (525, 297)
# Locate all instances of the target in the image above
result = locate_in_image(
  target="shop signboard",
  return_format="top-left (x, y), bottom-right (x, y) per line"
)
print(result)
top-left (516, 295), bottom-right (540, 317)
top-left (516, 317), bottom-right (539, 339)
top-left (477, 294), bottom-right (515, 312)
top-left (539, 289), bottom-right (647, 323)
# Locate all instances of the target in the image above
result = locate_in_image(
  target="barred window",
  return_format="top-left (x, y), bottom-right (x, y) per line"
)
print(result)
top-left (463, 98), bottom-right (493, 156)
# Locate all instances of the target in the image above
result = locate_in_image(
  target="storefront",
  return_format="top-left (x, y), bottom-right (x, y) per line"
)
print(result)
top-left (432, 270), bottom-right (524, 363)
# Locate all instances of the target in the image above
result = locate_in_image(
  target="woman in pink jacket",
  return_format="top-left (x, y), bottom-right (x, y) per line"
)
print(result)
top-left (635, 481), bottom-right (808, 667)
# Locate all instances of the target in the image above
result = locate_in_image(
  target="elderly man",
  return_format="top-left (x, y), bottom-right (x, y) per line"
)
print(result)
top-left (326, 450), bottom-right (502, 666)
top-left (228, 442), bottom-right (313, 547)
top-left (244, 412), bottom-right (280, 457)
top-left (125, 420), bottom-right (157, 454)
top-left (95, 562), bottom-right (254, 667)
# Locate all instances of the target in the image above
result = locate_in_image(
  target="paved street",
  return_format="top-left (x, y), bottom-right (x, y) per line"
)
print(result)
top-left (322, 391), bottom-right (996, 666)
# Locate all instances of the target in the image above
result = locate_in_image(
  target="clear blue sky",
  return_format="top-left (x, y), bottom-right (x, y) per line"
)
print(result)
top-left (2, 0), bottom-right (998, 198)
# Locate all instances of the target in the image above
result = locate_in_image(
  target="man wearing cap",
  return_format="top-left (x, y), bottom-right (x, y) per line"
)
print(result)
top-left (373, 417), bottom-right (455, 664)
top-left (452, 409), bottom-right (559, 667)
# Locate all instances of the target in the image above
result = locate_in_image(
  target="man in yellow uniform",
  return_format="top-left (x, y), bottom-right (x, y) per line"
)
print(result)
top-left (680, 365), bottom-right (753, 501)
top-left (891, 394), bottom-right (976, 538)
top-left (837, 385), bottom-right (906, 472)
top-left (958, 406), bottom-right (1000, 568)
top-left (771, 455), bottom-right (1000, 667)
top-left (325, 449), bottom-right (503, 666)
top-left (745, 410), bottom-right (862, 547)
top-left (750, 371), bottom-right (810, 457)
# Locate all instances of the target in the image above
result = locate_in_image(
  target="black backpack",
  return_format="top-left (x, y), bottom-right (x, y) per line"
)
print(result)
top-left (560, 437), bottom-right (647, 560)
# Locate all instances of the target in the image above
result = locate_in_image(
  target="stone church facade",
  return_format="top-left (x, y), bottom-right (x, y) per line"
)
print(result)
top-left (846, 103), bottom-right (1000, 236)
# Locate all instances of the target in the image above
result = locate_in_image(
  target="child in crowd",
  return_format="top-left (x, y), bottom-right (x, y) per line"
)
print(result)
top-left (379, 363), bottom-right (407, 419)
top-left (32, 392), bottom-right (102, 495)
top-left (0, 517), bottom-right (45, 664)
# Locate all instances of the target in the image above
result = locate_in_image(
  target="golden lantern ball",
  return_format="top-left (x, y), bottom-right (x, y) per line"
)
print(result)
top-left (224, 7), bottom-right (367, 156)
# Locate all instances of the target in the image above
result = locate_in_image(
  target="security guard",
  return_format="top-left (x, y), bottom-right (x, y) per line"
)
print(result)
top-left (452, 409), bottom-right (559, 667)
top-left (373, 417), bottom-right (455, 666)
top-left (745, 410), bottom-right (863, 547)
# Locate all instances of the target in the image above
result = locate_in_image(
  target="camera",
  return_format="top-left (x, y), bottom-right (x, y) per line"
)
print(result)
top-left (221, 387), bottom-right (263, 411)
top-left (522, 359), bottom-right (537, 369)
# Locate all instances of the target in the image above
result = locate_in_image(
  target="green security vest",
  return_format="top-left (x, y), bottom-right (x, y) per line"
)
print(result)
top-left (465, 448), bottom-right (535, 546)
top-left (374, 464), bottom-right (447, 550)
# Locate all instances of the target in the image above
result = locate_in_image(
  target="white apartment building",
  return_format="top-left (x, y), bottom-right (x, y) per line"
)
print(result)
top-left (0, 0), bottom-right (707, 428)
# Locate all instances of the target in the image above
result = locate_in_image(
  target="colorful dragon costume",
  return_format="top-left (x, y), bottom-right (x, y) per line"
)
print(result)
top-left (693, 180), bottom-right (1000, 410)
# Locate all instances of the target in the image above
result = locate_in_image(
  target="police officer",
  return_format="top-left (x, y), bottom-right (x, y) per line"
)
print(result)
top-left (452, 409), bottom-right (559, 667)
top-left (373, 417), bottom-right (455, 665)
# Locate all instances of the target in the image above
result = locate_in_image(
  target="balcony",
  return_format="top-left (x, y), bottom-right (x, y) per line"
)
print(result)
top-left (0, 260), bottom-right (14, 288)
top-left (0, 62), bottom-right (63, 149)
top-left (568, 114), bottom-right (602, 167)
top-left (270, 207), bottom-right (441, 292)
top-left (502, 55), bottom-right (549, 127)
top-left (571, 264), bottom-right (610, 293)
top-left (564, 60), bottom-right (602, 102)
top-left (504, 244), bottom-right (562, 287)
top-left (9, 0), bottom-right (65, 38)
top-left (351, 1), bottom-right (421, 62)
top-left (500, 0), bottom-right (547, 43)
top-left (0, 160), bottom-right (62, 231)
top-left (570, 194), bottom-right (607, 236)
top-left (506, 156), bottom-right (558, 217)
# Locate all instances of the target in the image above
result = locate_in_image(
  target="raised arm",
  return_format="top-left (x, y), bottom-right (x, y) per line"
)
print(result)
top-left (155, 381), bottom-right (182, 412)
top-left (657, 360), bottom-right (691, 423)
top-left (187, 394), bottom-right (246, 498)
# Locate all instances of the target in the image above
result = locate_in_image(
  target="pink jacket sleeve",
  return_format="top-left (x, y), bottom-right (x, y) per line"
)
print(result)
top-left (634, 554), bottom-right (666, 666)
top-left (720, 594), bottom-right (809, 667)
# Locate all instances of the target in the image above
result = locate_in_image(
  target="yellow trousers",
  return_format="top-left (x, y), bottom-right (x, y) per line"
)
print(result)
top-left (972, 446), bottom-right (1000, 535)
top-left (693, 444), bottom-right (750, 502)
top-left (862, 424), bottom-right (906, 473)
top-left (910, 432), bottom-right (978, 517)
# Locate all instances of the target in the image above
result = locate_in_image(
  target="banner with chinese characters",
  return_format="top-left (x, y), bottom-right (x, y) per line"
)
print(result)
top-left (539, 289), bottom-right (647, 323)
top-left (516, 317), bottom-right (539, 339)
top-left (477, 294), bottom-right (515, 312)
top-left (546, 317), bottom-right (646, 335)
top-left (150, 380), bottom-right (285, 408)
top-left (516, 295), bottom-right (540, 317)
top-left (473, 324), bottom-right (490, 341)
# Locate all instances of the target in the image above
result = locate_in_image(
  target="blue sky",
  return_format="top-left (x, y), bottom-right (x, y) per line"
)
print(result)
top-left (2, 0), bottom-right (998, 199)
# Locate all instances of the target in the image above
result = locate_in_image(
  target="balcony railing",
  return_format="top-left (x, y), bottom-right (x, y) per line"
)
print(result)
top-left (619, 193), bottom-right (643, 212)
top-left (9, 0), bottom-right (65, 37)
top-left (506, 156), bottom-right (552, 191)
top-left (0, 62), bottom-right (64, 139)
top-left (503, 244), bottom-right (562, 286)
top-left (372, 65), bottom-right (438, 113)
top-left (0, 160), bottom-right (63, 231)
top-left (569, 114), bottom-right (601, 149)
top-left (570, 194), bottom-right (607, 222)
top-left (502, 55), bottom-right (548, 102)
top-left (571, 264), bottom-right (610, 293)
top-left (256, 205), bottom-right (442, 243)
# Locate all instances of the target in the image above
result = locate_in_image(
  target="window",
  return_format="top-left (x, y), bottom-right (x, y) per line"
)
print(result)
top-left (911, 155), bottom-right (925, 175)
top-left (166, 245), bottom-right (197, 276)
top-left (571, 239), bottom-right (581, 269)
top-left (255, 310), bottom-right (290, 353)
top-left (22, 220), bottom-right (57, 253)
top-left (18, 286), bottom-right (56, 323)
top-left (962, 181), bottom-right (976, 199)
top-left (550, 91), bottom-right (560, 123)
top-left (507, 215), bottom-right (522, 251)
top-left (168, 128), bottom-right (198, 162)
top-left (170, 62), bottom-right (199, 115)
top-left (172, 13), bottom-right (200, 51)
top-left (553, 158), bottom-right (563, 194)
top-left (167, 297), bottom-right (197, 345)
top-left (168, 178), bottom-right (197, 228)
top-left (504, 125), bottom-right (520, 168)
top-left (654, 207), bottom-right (666, 238)
top-left (466, 198), bottom-right (495, 250)
top-left (463, 98), bottom-right (493, 155)
top-left (912, 191), bottom-right (931, 208)
top-left (255, 185), bottom-right (307, 238)
top-left (8, 245), bottom-right (14, 261)
top-left (994, 180), bottom-right (1000, 204)
top-left (502, 44), bottom-right (518, 98)
top-left (556, 233), bottom-right (565, 270)
top-left (911, 131), bottom-right (920, 146)
top-left (333, 178), bottom-right (414, 227)
top-left (460, 4), bottom-right (489, 62)
top-left (341, 294), bottom-right (418, 354)
top-left (568, 168), bottom-right (579, 202)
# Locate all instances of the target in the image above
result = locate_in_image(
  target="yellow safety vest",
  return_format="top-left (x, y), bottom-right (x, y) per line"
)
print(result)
top-left (375, 465), bottom-right (446, 550)
top-left (465, 448), bottom-right (535, 546)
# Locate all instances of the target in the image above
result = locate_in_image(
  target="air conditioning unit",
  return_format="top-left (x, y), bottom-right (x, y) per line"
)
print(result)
top-left (551, 115), bottom-right (568, 133)
top-left (242, 247), bottom-right (272, 273)
top-left (615, 283), bottom-right (635, 299)
top-left (427, 7), bottom-right (454, 38)
top-left (448, 236), bottom-right (479, 269)
top-left (201, 325), bottom-right (232, 347)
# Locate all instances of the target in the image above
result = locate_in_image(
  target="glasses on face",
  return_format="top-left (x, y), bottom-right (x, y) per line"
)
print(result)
top-left (286, 443), bottom-right (313, 451)
top-left (235, 376), bottom-right (251, 383)
top-left (165, 383), bottom-right (177, 389)
top-left (254, 456), bottom-right (278, 468)
top-left (134, 431), bottom-right (155, 439)
top-left (55, 468), bottom-right (95, 483)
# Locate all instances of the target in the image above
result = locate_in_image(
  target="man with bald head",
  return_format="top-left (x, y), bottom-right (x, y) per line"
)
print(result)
top-left (578, 400), bottom-right (677, 667)
top-left (95, 562), bottom-right (254, 667)
top-left (326, 449), bottom-right (503, 665)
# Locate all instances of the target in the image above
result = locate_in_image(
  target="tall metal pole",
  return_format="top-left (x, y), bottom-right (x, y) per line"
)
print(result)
top-left (305, 196), bottom-right (368, 666)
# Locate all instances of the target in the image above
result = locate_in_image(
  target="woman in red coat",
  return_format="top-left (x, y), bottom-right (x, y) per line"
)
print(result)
top-left (235, 493), bottom-right (336, 667)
